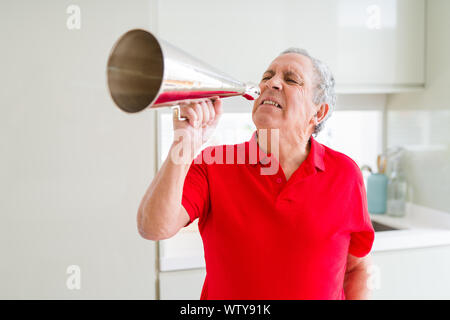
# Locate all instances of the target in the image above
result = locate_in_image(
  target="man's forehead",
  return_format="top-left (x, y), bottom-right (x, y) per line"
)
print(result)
top-left (265, 53), bottom-right (314, 76)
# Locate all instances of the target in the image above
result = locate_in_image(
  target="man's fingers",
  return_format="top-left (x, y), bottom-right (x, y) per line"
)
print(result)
top-left (176, 98), bottom-right (222, 129)
top-left (182, 107), bottom-right (198, 127)
top-left (198, 101), bottom-right (209, 127)
top-left (179, 103), bottom-right (200, 127)
top-left (211, 97), bottom-right (223, 124)
top-left (206, 99), bottom-right (215, 125)
top-left (193, 103), bottom-right (203, 127)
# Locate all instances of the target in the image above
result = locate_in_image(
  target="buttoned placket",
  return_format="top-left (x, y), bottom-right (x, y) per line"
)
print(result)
top-left (248, 132), bottom-right (325, 203)
top-left (276, 158), bottom-right (320, 206)
top-left (274, 170), bottom-right (287, 205)
top-left (259, 154), bottom-right (288, 201)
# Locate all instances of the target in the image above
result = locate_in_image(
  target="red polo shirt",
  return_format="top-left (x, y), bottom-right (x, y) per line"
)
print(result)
top-left (181, 132), bottom-right (374, 300)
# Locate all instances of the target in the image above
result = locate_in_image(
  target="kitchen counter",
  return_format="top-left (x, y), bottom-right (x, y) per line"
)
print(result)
top-left (370, 203), bottom-right (450, 252)
top-left (160, 203), bottom-right (450, 271)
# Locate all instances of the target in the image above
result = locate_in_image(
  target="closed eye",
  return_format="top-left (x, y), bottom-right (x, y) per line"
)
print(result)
top-left (286, 79), bottom-right (301, 85)
top-left (286, 78), bottom-right (304, 85)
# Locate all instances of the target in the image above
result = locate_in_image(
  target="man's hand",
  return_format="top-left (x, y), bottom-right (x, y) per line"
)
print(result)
top-left (172, 97), bottom-right (223, 159)
top-left (343, 254), bottom-right (372, 300)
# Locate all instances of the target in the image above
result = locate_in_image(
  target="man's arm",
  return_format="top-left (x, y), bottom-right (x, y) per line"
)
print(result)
top-left (137, 98), bottom-right (222, 241)
top-left (137, 152), bottom-right (192, 240)
top-left (343, 253), bottom-right (371, 300)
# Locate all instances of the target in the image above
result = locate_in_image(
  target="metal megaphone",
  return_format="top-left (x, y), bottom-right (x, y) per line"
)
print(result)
top-left (106, 29), bottom-right (260, 116)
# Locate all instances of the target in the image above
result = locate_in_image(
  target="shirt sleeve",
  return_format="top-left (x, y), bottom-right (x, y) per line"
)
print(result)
top-left (348, 169), bottom-right (375, 258)
top-left (181, 152), bottom-right (210, 228)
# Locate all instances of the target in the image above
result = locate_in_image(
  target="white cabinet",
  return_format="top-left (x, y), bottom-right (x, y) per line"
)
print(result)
top-left (160, 269), bottom-right (205, 300)
top-left (159, 245), bottom-right (450, 300)
top-left (370, 245), bottom-right (450, 300)
top-left (334, 0), bottom-right (425, 91)
top-left (156, 0), bottom-right (425, 93)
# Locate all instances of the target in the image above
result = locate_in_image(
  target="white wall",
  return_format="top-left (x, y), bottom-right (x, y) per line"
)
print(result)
top-left (386, 0), bottom-right (450, 213)
top-left (0, 0), bottom-right (158, 299)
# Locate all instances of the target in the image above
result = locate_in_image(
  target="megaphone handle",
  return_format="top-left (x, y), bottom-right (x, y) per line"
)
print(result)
top-left (171, 105), bottom-right (187, 121)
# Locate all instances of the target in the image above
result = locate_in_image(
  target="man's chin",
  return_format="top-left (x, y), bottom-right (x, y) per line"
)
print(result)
top-left (252, 117), bottom-right (280, 130)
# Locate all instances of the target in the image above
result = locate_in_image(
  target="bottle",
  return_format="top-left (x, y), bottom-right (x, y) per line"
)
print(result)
top-left (367, 172), bottom-right (388, 214)
top-left (387, 161), bottom-right (407, 217)
top-left (366, 154), bottom-right (388, 214)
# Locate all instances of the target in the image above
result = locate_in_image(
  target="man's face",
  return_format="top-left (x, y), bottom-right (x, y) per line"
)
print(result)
top-left (252, 53), bottom-right (319, 137)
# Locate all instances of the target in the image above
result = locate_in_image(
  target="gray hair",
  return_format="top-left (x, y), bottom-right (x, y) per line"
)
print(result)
top-left (280, 48), bottom-right (336, 135)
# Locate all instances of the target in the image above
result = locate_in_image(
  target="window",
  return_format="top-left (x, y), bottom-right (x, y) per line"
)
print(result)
top-left (316, 110), bottom-right (383, 171)
top-left (158, 109), bottom-right (383, 171)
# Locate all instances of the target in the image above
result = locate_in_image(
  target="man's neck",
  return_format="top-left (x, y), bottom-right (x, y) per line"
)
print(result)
top-left (256, 128), bottom-right (311, 175)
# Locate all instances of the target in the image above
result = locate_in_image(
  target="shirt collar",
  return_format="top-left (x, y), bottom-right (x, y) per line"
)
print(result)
top-left (248, 131), bottom-right (326, 172)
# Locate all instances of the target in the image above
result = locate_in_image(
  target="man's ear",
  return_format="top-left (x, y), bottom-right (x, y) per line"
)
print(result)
top-left (315, 103), bottom-right (329, 124)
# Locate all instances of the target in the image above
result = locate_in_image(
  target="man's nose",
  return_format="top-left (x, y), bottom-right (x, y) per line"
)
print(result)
top-left (265, 77), bottom-right (282, 90)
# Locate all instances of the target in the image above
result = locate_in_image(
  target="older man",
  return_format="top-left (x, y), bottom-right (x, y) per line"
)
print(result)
top-left (137, 48), bottom-right (375, 300)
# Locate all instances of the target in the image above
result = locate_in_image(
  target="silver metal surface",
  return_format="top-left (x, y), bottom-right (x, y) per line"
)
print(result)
top-left (107, 29), bottom-right (260, 113)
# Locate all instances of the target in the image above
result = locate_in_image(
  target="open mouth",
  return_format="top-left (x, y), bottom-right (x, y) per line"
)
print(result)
top-left (260, 99), bottom-right (282, 109)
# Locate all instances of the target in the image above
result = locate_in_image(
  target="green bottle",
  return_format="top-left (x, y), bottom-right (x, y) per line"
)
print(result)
top-left (367, 173), bottom-right (388, 214)
top-left (365, 154), bottom-right (388, 214)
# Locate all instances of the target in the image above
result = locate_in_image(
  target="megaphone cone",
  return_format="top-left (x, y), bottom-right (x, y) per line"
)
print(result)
top-left (107, 29), bottom-right (260, 113)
